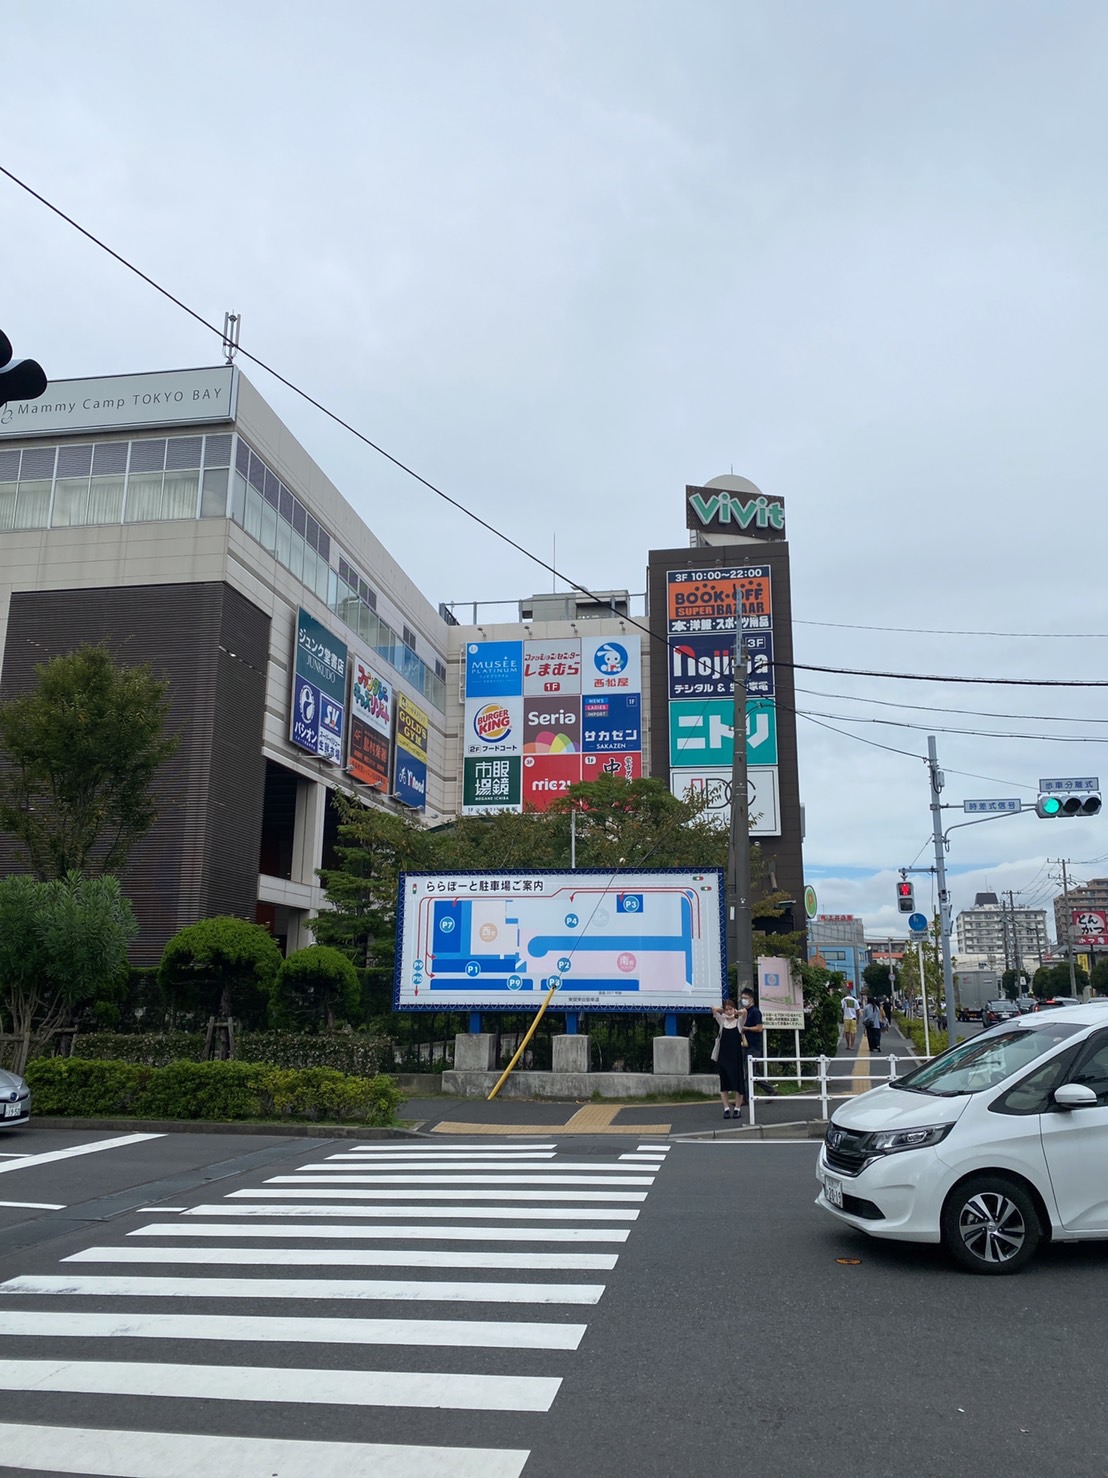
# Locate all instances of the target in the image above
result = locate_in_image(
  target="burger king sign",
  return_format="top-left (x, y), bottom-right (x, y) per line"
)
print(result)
top-left (464, 695), bottom-right (523, 756)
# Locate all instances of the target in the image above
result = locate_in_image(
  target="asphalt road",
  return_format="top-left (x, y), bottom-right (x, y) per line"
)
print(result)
top-left (0, 1124), bottom-right (1106, 1476)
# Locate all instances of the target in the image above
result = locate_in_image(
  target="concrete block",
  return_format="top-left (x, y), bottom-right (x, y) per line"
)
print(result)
top-left (453, 1033), bottom-right (498, 1072)
top-left (652, 1036), bottom-right (692, 1076)
top-left (552, 1035), bottom-right (590, 1074)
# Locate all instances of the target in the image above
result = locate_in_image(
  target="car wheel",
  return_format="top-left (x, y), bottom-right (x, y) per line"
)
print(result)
top-left (940, 1176), bottom-right (1041, 1275)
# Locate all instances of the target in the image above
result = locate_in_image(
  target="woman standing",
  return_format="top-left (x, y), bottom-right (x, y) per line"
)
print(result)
top-left (711, 997), bottom-right (747, 1120)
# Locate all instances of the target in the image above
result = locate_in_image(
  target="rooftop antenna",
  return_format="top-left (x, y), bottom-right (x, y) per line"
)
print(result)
top-left (551, 533), bottom-right (556, 593)
top-left (222, 311), bottom-right (241, 365)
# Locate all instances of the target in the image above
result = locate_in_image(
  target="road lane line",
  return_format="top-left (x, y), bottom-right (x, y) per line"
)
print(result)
top-left (0, 1132), bottom-right (164, 1176)
top-left (325, 1151), bottom-right (557, 1160)
top-left (0, 1308), bottom-right (587, 1349)
top-left (296, 1160), bottom-right (650, 1171)
top-left (0, 1423), bottom-right (530, 1478)
top-left (0, 1358), bottom-right (562, 1412)
top-left (66, 1245), bottom-right (619, 1271)
top-left (234, 1188), bottom-right (650, 1200)
top-left (351, 1142), bottom-right (556, 1151)
top-left (238, 1173), bottom-right (654, 1187)
top-left (1, 1273), bottom-right (606, 1304)
top-left (0, 1199), bottom-right (65, 1210)
top-left (183, 1202), bottom-right (640, 1219)
top-left (130, 1222), bottom-right (630, 1243)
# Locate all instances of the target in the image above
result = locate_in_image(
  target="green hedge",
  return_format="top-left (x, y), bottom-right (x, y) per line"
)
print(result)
top-left (895, 1014), bottom-right (948, 1056)
top-left (24, 1057), bottom-right (403, 1126)
top-left (69, 1031), bottom-right (389, 1075)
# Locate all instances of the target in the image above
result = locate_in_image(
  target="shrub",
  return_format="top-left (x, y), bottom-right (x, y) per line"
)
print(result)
top-left (65, 1030), bottom-right (389, 1076)
top-left (24, 1057), bottom-right (403, 1126)
top-left (895, 1013), bottom-right (948, 1056)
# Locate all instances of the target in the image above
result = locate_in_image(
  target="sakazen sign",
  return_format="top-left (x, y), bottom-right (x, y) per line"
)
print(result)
top-left (685, 482), bottom-right (786, 540)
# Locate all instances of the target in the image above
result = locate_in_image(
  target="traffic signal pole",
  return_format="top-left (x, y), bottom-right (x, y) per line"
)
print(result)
top-left (927, 736), bottom-right (959, 1047)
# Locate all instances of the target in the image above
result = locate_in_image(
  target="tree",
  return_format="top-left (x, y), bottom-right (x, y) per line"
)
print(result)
top-left (0, 645), bottom-right (178, 880)
top-left (1032, 961), bottom-right (1088, 998)
top-left (1090, 958), bottom-right (1108, 997)
top-left (0, 872), bottom-right (137, 1073)
top-left (270, 945), bottom-right (361, 1030)
top-left (159, 916), bottom-right (282, 1027)
top-left (862, 963), bottom-right (892, 999)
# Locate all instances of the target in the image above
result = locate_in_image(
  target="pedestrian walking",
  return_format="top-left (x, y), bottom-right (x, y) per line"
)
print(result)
top-left (862, 998), bottom-right (883, 1052)
top-left (841, 992), bottom-right (859, 1049)
top-left (711, 997), bottom-right (746, 1120)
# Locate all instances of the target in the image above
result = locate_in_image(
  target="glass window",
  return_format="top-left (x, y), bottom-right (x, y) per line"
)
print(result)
top-left (200, 467), bottom-right (229, 518)
top-left (0, 483), bottom-right (16, 530)
top-left (317, 528), bottom-right (330, 562)
top-left (19, 447), bottom-right (55, 481)
top-left (14, 481), bottom-right (51, 529)
top-left (162, 469), bottom-right (199, 519)
top-left (992, 1048), bottom-right (1078, 1116)
top-left (230, 471), bottom-right (247, 525)
top-left (291, 500), bottom-right (306, 536)
top-left (275, 518), bottom-right (292, 567)
top-left (92, 442), bottom-right (128, 476)
top-left (235, 437), bottom-right (250, 476)
top-left (129, 439), bottom-right (166, 473)
top-left (205, 433), bottom-right (232, 467)
top-left (165, 436), bottom-right (202, 471)
top-left (247, 452), bottom-right (265, 493)
top-left (287, 529), bottom-right (305, 580)
top-left (52, 478), bottom-right (90, 527)
top-left (57, 444), bottom-right (93, 478)
top-left (0, 450), bottom-right (19, 481)
top-left (123, 472), bottom-right (165, 522)
top-left (278, 485), bottom-right (294, 524)
top-left (896, 1022), bottom-right (1081, 1097)
top-left (87, 476), bottom-right (125, 524)
top-left (1072, 1034), bottom-right (1108, 1105)
top-left (263, 469), bottom-right (280, 508)
top-left (244, 485), bottom-right (263, 542)
top-left (259, 497), bottom-right (278, 552)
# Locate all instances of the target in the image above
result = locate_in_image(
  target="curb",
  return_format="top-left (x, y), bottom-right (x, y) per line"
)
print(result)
top-left (674, 1119), bottom-right (828, 1142)
top-left (30, 1116), bottom-right (428, 1140)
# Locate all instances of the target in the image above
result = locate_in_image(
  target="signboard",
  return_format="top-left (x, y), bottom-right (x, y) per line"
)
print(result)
top-left (464, 641), bottom-right (523, 698)
top-left (669, 698), bottom-right (778, 769)
top-left (667, 632), bottom-right (774, 701)
top-left (394, 692), bottom-right (429, 810)
top-left (666, 566), bottom-right (772, 633)
top-left (462, 756), bottom-right (523, 814)
top-left (1039, 777), bottom-right (1099, 792)
top-left (669, 766), bottom-right (781, 836)
top-left (464, 636), bottom-right (642, 812)
top-left (395, 868), bottom-right (726, 1012)
top-left (758, 956), bottom-right (804, 1029)
top-left (963, 799), bottom-right (1021, 814)
top-left (685, 483), bottom-right (786, 539)
top-left (907, 912), bottom-right (929, 935)
top-left (523, 640), bottom-right (582, 695)
top-left (1072, 909), bottom-right (1108, 948)
top-left (803, 885), bottom-right (818, 919)
top-left (0, 366), bottom-right (237, 438)
top-left (290, 607), bottom-right (348, 764)
top-left (347, 654), bottom-right (392, 789)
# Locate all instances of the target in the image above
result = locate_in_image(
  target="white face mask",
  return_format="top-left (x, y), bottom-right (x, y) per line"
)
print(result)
top-left (742, 999), bottom-right (753, 1008)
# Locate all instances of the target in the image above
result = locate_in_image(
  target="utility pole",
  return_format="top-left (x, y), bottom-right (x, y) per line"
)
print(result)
top-left (1005, 889), bottom-right (1023, 991)
top-left (927, 736), bottom-right (958, 1045)
top-left (727, 628), bottom-right (752, 999)
top-left (1056, 858), bottom-right (1079, 997)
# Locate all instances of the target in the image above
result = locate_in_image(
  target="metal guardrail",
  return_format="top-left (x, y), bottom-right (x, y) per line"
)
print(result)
top-left (745, 1052), bottom-right (929, 1126)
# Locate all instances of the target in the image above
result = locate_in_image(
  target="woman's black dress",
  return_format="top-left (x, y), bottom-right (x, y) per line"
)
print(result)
top-left (717, 1020), bottom-right (744, 1092)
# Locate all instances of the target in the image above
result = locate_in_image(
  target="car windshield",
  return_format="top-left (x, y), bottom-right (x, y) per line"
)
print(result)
top-left (894, 1021), bottom-right (1082, 1095)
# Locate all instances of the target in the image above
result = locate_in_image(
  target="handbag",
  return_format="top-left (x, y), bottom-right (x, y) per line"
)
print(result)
top-left (710, 1030), bottom-right (721, 1063)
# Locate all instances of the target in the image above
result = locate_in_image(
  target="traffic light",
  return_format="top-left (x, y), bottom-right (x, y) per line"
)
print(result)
top-left (1036, 791), bottom-right (1102, 818)
top-left (896, 880), bottom-right (915, 913)
top-left (0, 329), bottom-right (47, 409)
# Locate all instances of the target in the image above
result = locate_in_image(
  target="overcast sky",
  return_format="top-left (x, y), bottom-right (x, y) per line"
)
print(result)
top-left (4, 1), bottom-right (1107, 941)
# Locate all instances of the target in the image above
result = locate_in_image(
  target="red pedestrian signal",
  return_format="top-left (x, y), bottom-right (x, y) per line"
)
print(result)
top-left (896, 880), bottom-right (915, 913)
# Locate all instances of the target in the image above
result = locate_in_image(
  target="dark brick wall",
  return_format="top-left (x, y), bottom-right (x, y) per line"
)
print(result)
top-left (0, 582), bottom-right (270, 965)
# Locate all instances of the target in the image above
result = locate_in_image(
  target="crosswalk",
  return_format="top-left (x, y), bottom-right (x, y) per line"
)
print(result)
top-left (0, 1137), bottom-right (670, 1476)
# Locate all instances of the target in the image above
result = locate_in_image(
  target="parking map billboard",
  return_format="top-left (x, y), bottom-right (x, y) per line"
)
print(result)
top-left (395, 868), bottom-right (726, 1013)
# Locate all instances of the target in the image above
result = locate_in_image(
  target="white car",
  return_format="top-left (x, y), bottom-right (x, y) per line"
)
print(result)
top-left (816, 1001), bottom-right (1108, 1273)
top-left (0, 1068), bottom-right (31, 1127)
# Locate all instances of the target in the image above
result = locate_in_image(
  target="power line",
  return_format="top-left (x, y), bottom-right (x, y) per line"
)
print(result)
top-left (784, 659), bottom-right (1108, 688)
top-left (793, 617), bottom-right (1108, 639)
top-left (794, 686), bottom-right (1108, 725)
top-left (796, 706), bottom-right (1108, 742)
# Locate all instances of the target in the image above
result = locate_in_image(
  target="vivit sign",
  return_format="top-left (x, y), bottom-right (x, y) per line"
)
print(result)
top-left (685, 482), bottom-right (786, 539)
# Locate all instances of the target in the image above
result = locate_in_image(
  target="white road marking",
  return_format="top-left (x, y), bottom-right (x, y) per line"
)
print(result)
top-left (234, 1173), bottom-right (653, 1186)
top-left (618, 1155), bottom-right (664, 1163)
top-left (131, 1221), bottom-right (629, 1243)
top-left (257, 1182), bottom-right (647, 1201)
top-left (637, 1144), bottom-right (670, 1150)
top-left (0, 1358), bottom-right (561, 1412)
top-left (2, 1273), bottom-right (605, 1304)
top-left (0, 1132), bottom-right (163, 1176)
top-left (304, 1159), bottom-right (647, 1171)
top-left (0, 1423), bottom-right (530, 1478)
top-left (325, 1151), bottom-right (557, 1161)
top-left (350, 1142), bottom-right (555, 1151)
top-left (134, 1206), bottom-right (187, 1213)
top-left (0, 1308), bottom-right (587, 1349)
top-left (0, 1199), bottom-right (65, 1210)
top-left (66, 1244), bottom-right (619, 1271)
top-left (184, 1202), bottom-right (639, 1220)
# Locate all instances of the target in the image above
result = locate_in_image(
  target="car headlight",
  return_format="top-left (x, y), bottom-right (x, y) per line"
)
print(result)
top-left (869, 1124), bottom-right (952, 1154)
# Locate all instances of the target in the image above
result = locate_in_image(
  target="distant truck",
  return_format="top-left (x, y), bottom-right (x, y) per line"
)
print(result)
top-left (954, 969), bottom-right (1000, 1022)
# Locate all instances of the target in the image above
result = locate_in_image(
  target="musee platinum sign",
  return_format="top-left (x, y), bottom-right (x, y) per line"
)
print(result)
top-left (0, 366), bottom-right (238, 438)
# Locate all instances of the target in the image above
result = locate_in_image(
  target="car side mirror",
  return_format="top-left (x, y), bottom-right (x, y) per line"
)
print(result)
top-left (1053, 1082), bottom-right (1099, 1110)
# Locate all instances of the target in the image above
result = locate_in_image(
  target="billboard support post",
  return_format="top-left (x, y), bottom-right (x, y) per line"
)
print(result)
top-left (728, 628), bottom-right (752, 999)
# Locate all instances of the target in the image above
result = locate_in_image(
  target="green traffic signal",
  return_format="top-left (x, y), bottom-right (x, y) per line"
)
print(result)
top-left (1035, 793), bottom-right (1101, 818)
top-left (1036, 795), bottom-right (1063, 817)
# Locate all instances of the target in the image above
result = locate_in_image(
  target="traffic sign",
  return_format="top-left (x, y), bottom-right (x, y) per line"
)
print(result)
top-left (962, 799), bottom-right (1021, 814)
top-left (1039, 777), bottom-right (1099, 792)
top-left (907, 913), bottom-right (929, 934)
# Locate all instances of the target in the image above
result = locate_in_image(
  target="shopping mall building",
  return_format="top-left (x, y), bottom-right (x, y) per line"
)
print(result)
top-left (0, 364), bottom-right (804, 962)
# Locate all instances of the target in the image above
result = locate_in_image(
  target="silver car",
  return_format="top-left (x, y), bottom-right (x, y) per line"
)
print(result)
top-left (0, 1068), bottom-right (31, 1127)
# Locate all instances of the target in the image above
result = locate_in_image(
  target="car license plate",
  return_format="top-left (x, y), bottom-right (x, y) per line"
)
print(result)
top-left (4, 1102), bottom-right (22, 1118)
top-left (823, 1176), bottom-right (843, 1208)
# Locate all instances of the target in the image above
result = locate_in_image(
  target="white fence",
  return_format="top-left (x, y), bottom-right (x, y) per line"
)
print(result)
top-left (745, 1052), bottom-right (928, 1126)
